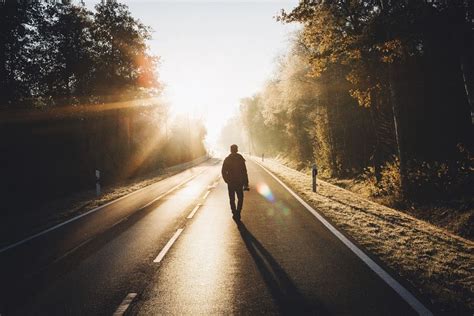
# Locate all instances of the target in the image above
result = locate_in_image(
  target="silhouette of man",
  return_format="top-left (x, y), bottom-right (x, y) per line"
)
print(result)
top-left (221, 144), bottom-right (249, 221)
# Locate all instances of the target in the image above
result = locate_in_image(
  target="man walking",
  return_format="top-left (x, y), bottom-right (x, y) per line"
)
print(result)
top-left (221, 144), bottom-right (249, 221)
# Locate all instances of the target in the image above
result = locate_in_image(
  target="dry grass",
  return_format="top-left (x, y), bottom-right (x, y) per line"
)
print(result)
top-left (328, 178), bottom-right (474, 240)
top-left (257, 157), bottom-right (474, 314)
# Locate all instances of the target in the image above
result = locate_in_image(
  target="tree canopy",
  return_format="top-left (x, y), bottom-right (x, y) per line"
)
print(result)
top-left (0, 0), bottom-right (160, 108)
top-left (239, 0), bottom-right (473, 199)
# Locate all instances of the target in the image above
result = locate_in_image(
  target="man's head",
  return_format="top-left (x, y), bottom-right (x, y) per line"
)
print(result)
top-left (230, 144), bottom-right (238, 153)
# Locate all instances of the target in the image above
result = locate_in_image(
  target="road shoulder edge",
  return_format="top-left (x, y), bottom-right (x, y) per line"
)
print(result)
top-left (252, 158), bottom-right (433, 316)
top-left (0, 156), bottom-right (213, 254)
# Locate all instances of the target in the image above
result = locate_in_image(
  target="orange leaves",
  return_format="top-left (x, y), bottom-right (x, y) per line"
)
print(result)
top-left (134, 53), bottom-right (160, 89)
top-left (376, 39), bottom-right (404, 63)
top-left (346, 48), bottom-right (362, 62)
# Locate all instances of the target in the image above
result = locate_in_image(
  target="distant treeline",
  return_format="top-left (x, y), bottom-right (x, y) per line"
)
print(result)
top-left (0, 0), bottom-right (158, 108)
top-left (238, 0), bottom-right (473, 200)
top-left (0, 103), bottom-right (207, 211)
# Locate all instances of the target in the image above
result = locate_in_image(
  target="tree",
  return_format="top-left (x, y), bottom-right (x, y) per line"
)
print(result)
top-left (0, 0), bottom-right (160, 108)
top-left (278, 0), bottom-right (473, 195)
top-left (0, 0), bottom-right (34, 107)
top-left (91, 1), bottom-right (160, 102)
top-left (44, 3), bottom-right (94, 105)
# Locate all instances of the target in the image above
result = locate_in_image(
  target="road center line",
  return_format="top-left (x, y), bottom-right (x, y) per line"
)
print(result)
top-left (141, 173), bottom-right (202, 210)
top-left (187, 204), bottom-right (201, 219)
top-left (153, 228), bottom-right (184, 263)
top-left (113, 292), bottom-right (137, 316)
top-left (253, 159), bottom-right (433, 316)
top-left (202, 190), bottom-right (210, 200)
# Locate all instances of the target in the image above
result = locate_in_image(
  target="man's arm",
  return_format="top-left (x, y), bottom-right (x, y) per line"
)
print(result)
top-left (242, 159), bottom-right (249, 187)
top-left (221, 159), bottom-right (229, 183)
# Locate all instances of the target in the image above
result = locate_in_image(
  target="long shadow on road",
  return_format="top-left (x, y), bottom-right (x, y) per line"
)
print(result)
top-left (237, 221), bottom-right (329, 315)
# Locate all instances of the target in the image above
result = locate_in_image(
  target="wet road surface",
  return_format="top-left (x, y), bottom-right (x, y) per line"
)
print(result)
top-left (131, 160), bottom-right (418, 315)
top-left (0, 158), bottom-right (425, 315)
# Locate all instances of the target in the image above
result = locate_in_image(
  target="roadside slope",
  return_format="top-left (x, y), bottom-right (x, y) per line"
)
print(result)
top-left (254, 157), bottom-right (473, 314)
top-left (1, 156), bottom-right (210, 249)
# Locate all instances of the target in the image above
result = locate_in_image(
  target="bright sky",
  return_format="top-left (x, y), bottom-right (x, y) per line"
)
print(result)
top-left (89, 0), bottom-right (299, 147)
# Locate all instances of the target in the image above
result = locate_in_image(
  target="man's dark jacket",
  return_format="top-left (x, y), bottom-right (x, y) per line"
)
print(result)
top-left (221, 153), bottom-right (249, 186)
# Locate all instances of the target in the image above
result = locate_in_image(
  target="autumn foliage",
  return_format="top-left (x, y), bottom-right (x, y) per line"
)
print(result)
top-left (240, 0), bottom-right (473, 201)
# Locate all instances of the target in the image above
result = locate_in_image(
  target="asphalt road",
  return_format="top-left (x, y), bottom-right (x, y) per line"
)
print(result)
top-left (0, 158), bottom-right (425, 315)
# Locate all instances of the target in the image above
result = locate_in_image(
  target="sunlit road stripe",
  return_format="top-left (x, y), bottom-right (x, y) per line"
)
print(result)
top-left (202, 190), bottom-right (211, 200)
top-left (141, 171), bottom-right (207, 210)
top-left (153, 228), bottom-right (184, 263)
top-left (187, 204), bottom-right (201, 219)
top-left (0, 169), bottom-right (205, 254)
top-left (113, 293), bottom-right (137, 316)
top-left (253, 159), bottom-right (433, 316)
top-left (208, 176), bottom-right (220, 188)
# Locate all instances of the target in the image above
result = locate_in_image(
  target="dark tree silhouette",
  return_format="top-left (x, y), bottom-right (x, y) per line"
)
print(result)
top-left (0, 0), bottom-right (160, 108)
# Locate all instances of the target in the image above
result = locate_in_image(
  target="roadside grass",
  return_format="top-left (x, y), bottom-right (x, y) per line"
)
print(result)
top-left (0, 156), bottom-right (210, 249)
top-left (256, 157), bottom-right (474, 314)
top-left (326, 178), bottom-right (474, 240)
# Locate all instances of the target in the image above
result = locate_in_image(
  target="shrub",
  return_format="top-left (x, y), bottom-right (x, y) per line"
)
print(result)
top-left (406, 145), bottom-right (474, 201)
top-left (361, 145), bottom-right (474, 203)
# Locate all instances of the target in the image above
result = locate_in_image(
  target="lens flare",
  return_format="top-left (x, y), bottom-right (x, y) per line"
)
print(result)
top-left (256, 182), bottom-right (275, 203)
top-left (275, 201), bottom-right (290, 216)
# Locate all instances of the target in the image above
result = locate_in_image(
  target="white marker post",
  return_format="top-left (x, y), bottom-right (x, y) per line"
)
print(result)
top-left (95, 169), bottom-right (101, 196)
top-left (312, 164), bottom-right (317, 192)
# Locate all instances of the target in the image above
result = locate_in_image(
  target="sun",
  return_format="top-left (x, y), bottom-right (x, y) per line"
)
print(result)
top-left (163, 84), bottom-right (236, 152)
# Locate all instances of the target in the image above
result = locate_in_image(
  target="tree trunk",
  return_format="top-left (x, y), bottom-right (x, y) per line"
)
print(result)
top-left (460, 55), bottom-right (474, 129)
top-left (388, 63), bottom-right (407, 198)
top-left (0, 46), bottom-right (8, 106)
top-left (368, 96), bottom-right (382, 182)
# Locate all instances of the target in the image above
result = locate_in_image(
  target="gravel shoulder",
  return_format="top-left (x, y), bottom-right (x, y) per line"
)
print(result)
top-left (255, 157), bottom-right (474, 314)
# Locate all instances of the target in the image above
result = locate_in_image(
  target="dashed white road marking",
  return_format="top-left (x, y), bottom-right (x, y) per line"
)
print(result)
top-left (113, 292), bottom-right (137, 316)
top-left (254, 159), bottom-right (433, 316)
top-left (187, 204), bottom-right (201, 219)
top-left (140, 173), bottom-right (202, 210)
top-left (202, 190), bottom-right (211, 200)
top-left (153, 228), bottom-right (184, 263)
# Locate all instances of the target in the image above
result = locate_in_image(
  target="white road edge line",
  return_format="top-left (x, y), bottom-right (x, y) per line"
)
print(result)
top-left (0, 170), bottom-right (205, 254)
top-left (254, 160), bottom-right (433, 316)
top-left (187, 204), bottom-right (201, 219)
top-left (153, 228), bottom-right (184, 263)
top-left (113, 292), bottom-right (137, 316)
top-left (202, 190), bottom-right (211, 200)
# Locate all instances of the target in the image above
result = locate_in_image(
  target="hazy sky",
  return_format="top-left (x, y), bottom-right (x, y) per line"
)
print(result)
top-left (89, 0), bottom-right (299, 146)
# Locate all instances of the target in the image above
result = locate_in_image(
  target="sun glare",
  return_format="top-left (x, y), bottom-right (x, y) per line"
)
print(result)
top-left (135, 1), bottom-right (299, 152)
top-left (163, 83), bottom-right (237, 151)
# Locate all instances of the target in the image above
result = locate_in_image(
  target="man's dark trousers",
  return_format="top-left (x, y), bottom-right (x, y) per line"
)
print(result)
top-left (227, 183), bottom-right (243, 214)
